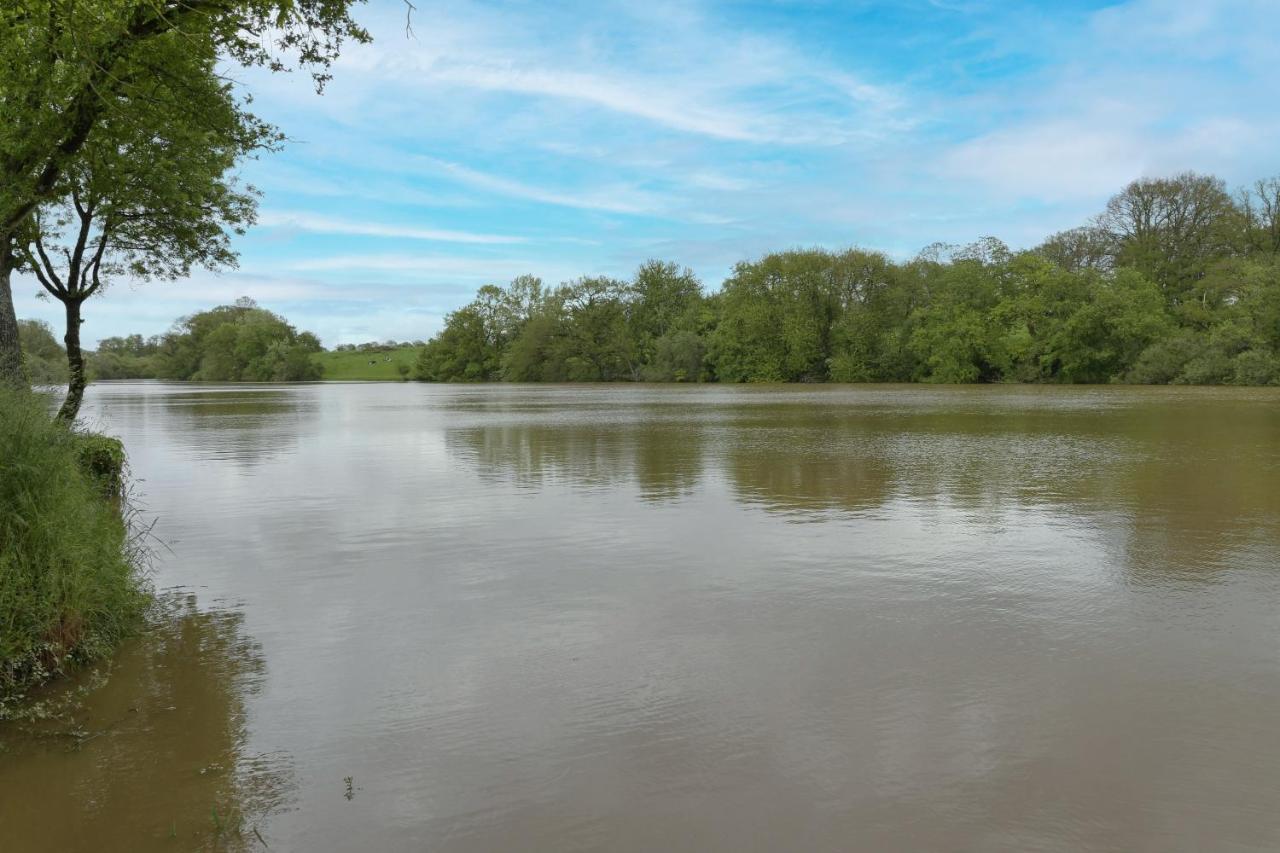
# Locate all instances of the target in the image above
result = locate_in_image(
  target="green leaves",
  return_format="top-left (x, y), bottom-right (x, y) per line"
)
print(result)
top-left (0, 0), bottom-right (369, 386)
top-left (143, 302), bottom-right (323, 382)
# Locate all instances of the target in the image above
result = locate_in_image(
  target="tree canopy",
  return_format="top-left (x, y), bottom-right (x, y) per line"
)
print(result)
top-left (14, 39), bottom-right (267, 420)
top-left (417, 171), bottom-right (1280, 386)
top-left (0, 0), bottom-right (371, 386)
top-left (150, 299), bottom-right (323, 382)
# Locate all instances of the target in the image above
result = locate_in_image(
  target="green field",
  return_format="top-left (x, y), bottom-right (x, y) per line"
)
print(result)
top-left (312, 346), bottom-right (419, 381)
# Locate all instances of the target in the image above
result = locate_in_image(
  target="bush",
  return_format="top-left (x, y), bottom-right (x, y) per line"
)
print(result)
top-left (1232, 349), bottom-right (1280, 385)
top-left (1178, 349), bottom-right (1234, 385)
top-left (1126, 332), bottom-right (1201, 384)
top-left (17, 320), bottom-right (69, 385)
top-left (0, 390), bottom-right (147, 711)
top-left (72, 433), bottom-right (127, 500)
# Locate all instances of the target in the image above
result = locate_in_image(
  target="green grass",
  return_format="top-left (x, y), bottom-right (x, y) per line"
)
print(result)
top-left (0, 389), bottom-right (148, 713)
top-left (311, 346), bottom-right (419, 381)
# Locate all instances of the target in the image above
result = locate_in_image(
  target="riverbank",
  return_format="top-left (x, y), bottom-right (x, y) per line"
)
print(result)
top-left (0, 390), bottom-right (148, 715)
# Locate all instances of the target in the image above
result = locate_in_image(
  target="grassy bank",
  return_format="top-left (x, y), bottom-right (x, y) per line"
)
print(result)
top-left (0, 390), bottom-right (148, 714)
top-left (312, 345), bottom-right (418, 381)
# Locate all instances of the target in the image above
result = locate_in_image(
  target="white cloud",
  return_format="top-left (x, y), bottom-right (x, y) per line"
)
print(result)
top-left (19, 0), bottom-right (1280, 348)
top-left (257, 211), bottom-right (527, 244)
top-left (425, 62), bottom-right (768, 142)
top-left (941, 122), bottom-right (1148, 200)
top-left (320, 1), bottom-right (906, 147)
top-left (291, 254), bottom-right (513, 273)
top-left (936, 0), bottom-right (1280, 203)
top-left (414, 157), bottom-right (667, 215)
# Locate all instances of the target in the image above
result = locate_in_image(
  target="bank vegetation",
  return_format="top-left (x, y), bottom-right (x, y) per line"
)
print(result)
top-left (418, 173), bottom-right (1280, 386)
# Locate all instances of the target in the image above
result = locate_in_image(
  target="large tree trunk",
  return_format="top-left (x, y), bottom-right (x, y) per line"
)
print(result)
top-left (56, 297), bottom-right (87, 423)
top-left (0, 244), bottom-right (28, 389)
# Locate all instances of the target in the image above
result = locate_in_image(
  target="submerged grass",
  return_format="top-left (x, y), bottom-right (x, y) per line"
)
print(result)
top-left (0, 388), bottom-right (149, 714)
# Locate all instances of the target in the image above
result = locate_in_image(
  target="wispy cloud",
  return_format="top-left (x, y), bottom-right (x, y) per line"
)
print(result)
top-left (413, 157), bottom-right (668, 215)
top-left (258, 211), bottom-right (527, 244)
top-left (328, 1), bottom-right (906, 147)
top-left (426, 62), bottom-right (769, 143)
top-left (287, 253), bottom-right (548, 278)
top-left (15, 0), bottom-right (1280, 347)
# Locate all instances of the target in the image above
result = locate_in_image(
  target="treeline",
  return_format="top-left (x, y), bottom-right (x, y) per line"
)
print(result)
top-left (16, 320), bottom-right (69, 385)
top-left (88, 299), bottom-right (323, 382)
top-left (418, 172), bottom-right (1280, 385)
top-left (332, 339), bottom-right (425, 353)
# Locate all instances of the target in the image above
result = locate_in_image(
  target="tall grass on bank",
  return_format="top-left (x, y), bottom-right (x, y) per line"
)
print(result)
top-left (1, 389), bottom-right (148, 711)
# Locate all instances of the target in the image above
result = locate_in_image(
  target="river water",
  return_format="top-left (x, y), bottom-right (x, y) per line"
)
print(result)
top-left (2, 383), bottom-right (1279, 851)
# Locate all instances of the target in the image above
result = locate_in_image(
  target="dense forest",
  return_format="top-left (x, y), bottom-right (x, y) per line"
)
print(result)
top-left (418, 172), bottom-right (1280, 385)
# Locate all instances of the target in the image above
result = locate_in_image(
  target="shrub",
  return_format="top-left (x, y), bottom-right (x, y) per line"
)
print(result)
top-left (1231, 349), bottom-right (1280, 385)
top-left (1178, 350), bottom-right (1234, 385)
top-left (17, 320), bottom-right (69, 385)
top-left (1126, 332), bottom-right (1201, 384)
top-left (0, 390), bottom-right (147, 711)
top-left (72, 433), bottom-right (127, 500)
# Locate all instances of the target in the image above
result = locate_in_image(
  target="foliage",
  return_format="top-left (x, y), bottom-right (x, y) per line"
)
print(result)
top-left (415, 171), bottom-right (1280, 386)
top-left (0, 390), bottom-right (147, 709)
top-left (0, 0), bottom-right (373, 386)
top-left (72, 433), bottom-right (127, 501)
top-left (88, 334), bottom-right (163, 380)
top-left (151, 299), bottom-right (323, 381)
top-left (16, 320), bottom-right (67, 385)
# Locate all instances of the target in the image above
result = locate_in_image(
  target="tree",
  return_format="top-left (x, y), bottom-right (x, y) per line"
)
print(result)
top-left (1096, 172), bottom-right (1241, 311)
top-left (1035, 226), bottom-right (1114, 274)
top-left (15, 319), bottom-right (67, 385)
top-left (557, 277), bottom-right (634, 380)
top-left (415, 276), bottom-right (547, 381)
top-left (416, 305), bottom-right (503, 381)
top-left (1049, 269), bottom-right (1171, 383)
top-left (152, 299), bottom-right (322, 381)
top-left (712, 250), bottom-right (849, 382)
top-left (1239, 177), bottom-right (1280, 256)
top-left (627, 261), bottom-right (703, 367)
top-left (414, 170), bottom-right (1280, 387)
top-left (15, 49), bottom-right (263, 422)
top-left (90, 334), bottom-right (161, 380)
top-left (0, 0), bottom-right (370, 386)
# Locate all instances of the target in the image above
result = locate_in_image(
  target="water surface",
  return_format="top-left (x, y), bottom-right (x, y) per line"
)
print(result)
top-left (3, 383), bottom-right (1279, 851)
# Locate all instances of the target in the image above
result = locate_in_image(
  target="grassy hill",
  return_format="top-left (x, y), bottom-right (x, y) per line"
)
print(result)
top-left (312, 345), bottom-right (419, 381)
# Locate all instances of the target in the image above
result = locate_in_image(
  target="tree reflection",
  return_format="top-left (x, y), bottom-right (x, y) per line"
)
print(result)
top-left (449, 418), bottom-right (706, 504)
top-left (442, 387), bottom-right (1280, 583)
top-left (0, 593), bottom-right (292, 851)
top-left (158, 388), bottom-right (313, 467)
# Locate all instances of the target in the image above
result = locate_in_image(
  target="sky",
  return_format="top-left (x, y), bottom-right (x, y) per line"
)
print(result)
top-left (15, 0), bottom-right (1280, 348)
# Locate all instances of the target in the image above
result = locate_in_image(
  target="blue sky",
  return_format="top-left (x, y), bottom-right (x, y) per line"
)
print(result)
top-left (16, 0), bottom-right (1280, 347)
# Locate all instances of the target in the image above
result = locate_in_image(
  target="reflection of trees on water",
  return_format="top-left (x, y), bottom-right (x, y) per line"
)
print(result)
top-left (0, 593), bottom-right (292, 851)
top-left (446, 392), bottom-right (1280, 582)
top-left (448, 418), bottom-right (706, 503)
top-left (725, 428), bottom-right (895, 515)
top-left (1096, 402), bottom-right (1280, 583)
top-left (156, 388), bottom-right (314, 467)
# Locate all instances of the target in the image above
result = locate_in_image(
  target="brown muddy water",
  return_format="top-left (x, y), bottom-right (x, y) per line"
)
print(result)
top-left (2, 383), bottom-right (1279, 852)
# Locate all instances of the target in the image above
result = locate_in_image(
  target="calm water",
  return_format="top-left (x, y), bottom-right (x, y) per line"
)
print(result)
top-left (3, 383), bottom-right (1280, 852)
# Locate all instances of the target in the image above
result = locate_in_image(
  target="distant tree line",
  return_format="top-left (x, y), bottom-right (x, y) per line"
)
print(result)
top-left (16, 319), bottom-right (68, 385)
top-left (76, 298), bottom-right (323, 382)
top-left (25, 302), bottom-right (428, 385)
top-left (417, 172), bottom-right (1280, 385)
top-left (333, 340), bottom-right (425, 353)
